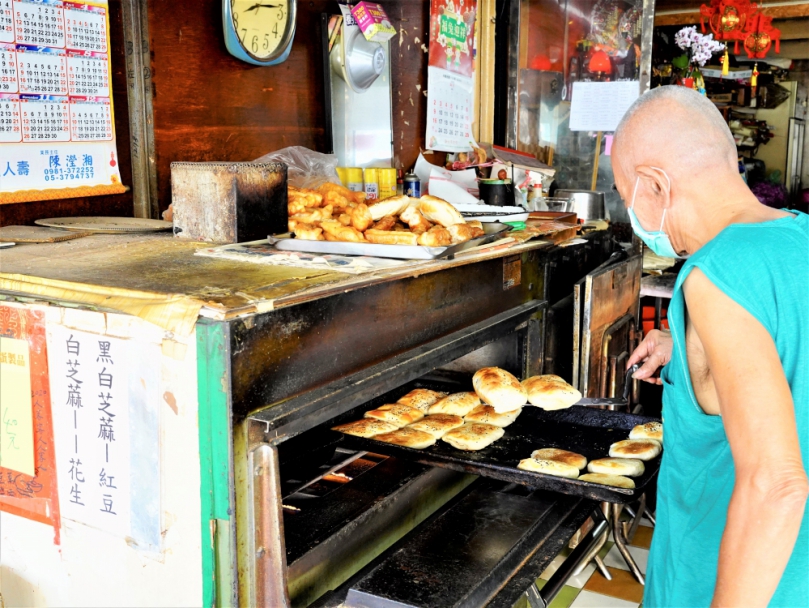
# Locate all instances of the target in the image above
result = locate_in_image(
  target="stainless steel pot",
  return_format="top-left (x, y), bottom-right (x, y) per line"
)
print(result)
top-left (554, 189), bottom-right (606, 221)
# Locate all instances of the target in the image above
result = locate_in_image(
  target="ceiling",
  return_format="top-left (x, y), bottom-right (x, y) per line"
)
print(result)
top-left (653, 2), bottom-right (809, 59)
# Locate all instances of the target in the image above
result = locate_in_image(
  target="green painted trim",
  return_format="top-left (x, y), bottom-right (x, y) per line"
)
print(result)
top-left (197, 320), bottom-right (233, 607)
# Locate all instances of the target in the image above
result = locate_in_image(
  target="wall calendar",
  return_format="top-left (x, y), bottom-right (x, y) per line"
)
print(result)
top-left (0, 0), bottom-right (125, 204)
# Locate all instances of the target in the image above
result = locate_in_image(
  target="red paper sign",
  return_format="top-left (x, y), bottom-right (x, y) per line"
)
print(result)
top-left (428, 0), bottom-right (477, 78)
top-left (0, 305), bottom-right (60, 543)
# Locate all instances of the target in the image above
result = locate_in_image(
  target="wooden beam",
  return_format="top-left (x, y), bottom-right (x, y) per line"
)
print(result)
top-left (655, 3), bottom-right (809, 26)
top-left (475, 0), bottom-right (496, 144)
top-left (777, 17), bottom-right (809, 39)
top-left (779, 39), bottom-right (809, 58)
top-left (654, 11), bottom-right (700, 25)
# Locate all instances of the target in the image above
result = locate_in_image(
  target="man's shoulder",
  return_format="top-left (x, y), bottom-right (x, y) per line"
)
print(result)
top-left (697, 212), bottom-right (808, 267)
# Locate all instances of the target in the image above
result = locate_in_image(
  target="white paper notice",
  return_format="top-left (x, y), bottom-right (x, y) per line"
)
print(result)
top-left (49, 326), bottom-right (130, 537)
top-left (428, 165), bottom-right (479, 205)
top-left (569, 81), bottom-right (640, 132)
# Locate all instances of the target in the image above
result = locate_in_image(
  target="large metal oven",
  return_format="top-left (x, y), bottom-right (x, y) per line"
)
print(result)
top-left (201, 232), bottom-right (646, 607)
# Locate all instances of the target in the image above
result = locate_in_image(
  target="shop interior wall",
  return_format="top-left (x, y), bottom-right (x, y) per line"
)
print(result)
top-left (0, 0), bottom-right (133, 227)
top-left (1, 0), bottom-right (430, 226)
top-left (791, 60), bottom-right (809, 191)
top-left (149, 0), bottom-right (430, 214)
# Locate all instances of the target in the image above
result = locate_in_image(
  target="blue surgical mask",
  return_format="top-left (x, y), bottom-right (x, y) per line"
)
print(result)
top-left (627, 169), bottom-right (686, 259)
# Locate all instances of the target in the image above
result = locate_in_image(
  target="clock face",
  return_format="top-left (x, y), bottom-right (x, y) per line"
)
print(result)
top-left (230, 0), bottom-right (291, 60)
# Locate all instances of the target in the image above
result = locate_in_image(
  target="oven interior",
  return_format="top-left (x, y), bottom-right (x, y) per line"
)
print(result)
top-left (275, 342), bottom-right (603, 608)
top-left (244, 237), bottom-right (641, 608)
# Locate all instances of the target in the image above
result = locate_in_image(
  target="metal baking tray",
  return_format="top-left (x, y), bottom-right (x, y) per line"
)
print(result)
top-left (455, 204), bottom-right (529, 223)
top-left (333, 378), bottom-right (661, 503)
top-left (268, 223), bottom-right (511, 261)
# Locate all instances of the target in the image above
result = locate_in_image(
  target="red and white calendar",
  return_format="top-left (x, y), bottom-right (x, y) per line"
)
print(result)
top-left (0, 0), bottom-right (123, 204)
top-left (425, 0), bottom-right (476, 153)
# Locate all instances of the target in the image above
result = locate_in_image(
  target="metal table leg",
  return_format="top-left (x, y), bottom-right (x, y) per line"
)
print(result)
top-left (622, 493), bottom-right (646, 545)
top-left (539, 507), bottom-right (611, 606)
top-left (572, 527), bottom-right (611, 581)
top-left (593, 555), bottom-right (610, 579)
top-left (611, 503), bottom-right (645, 585)
top-left (654, 297), bottom-right (662, 330)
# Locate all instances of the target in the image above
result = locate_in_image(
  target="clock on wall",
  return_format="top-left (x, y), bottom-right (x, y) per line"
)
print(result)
top-left (223, 0), bottom-right (297, 66)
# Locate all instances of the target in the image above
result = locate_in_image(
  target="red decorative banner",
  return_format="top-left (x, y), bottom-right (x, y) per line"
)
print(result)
top-left (0, 305), bottom-right (60, 543)
top-left (428, 0), bottom-right (477, 78)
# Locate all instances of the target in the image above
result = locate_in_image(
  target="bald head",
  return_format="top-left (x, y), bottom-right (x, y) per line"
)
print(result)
top-left (613, 86), bottom-right (737, 180)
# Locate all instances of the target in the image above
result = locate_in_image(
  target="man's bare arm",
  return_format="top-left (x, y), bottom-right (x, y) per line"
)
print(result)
top-left (683, 268), bottom-right (808, 607)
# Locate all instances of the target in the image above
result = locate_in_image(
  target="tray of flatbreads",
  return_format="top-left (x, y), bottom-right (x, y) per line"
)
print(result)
top-left (270, 221), bottom-right (511, 261)
top-left (280, 184), bottom-right (515, 260)
top-left (328, 375), bottom-right (661, 503)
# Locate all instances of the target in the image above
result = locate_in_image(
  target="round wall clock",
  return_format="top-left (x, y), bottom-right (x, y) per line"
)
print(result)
top-left (223, 0), bottom-right (297, 66)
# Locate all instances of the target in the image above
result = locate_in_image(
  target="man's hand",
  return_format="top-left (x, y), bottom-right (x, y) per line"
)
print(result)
top-left (627, 329), bottom-right (673, 384)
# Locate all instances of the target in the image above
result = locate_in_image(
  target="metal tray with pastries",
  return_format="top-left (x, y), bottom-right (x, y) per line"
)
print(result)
top-left (331, 376), bottom-right (661, 503)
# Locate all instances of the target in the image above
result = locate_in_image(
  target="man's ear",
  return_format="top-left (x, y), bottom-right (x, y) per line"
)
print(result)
top-left (635, 165), bottom-right (671, 208)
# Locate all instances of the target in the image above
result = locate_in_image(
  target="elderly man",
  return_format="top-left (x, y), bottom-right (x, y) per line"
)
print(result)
top-left (614, 86), bottom-right (808, 607)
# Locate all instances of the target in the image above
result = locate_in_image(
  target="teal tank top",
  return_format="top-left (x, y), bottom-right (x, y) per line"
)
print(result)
top-left (645, 211), bottom-right (809, 607)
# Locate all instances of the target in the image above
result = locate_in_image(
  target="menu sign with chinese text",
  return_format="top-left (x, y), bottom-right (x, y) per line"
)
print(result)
top-left (49, 326), bottom-right (131, 537)
top-left (0, 0), bottom-right (125, 204)
top-left (426, 0), bottom-right (476, 152)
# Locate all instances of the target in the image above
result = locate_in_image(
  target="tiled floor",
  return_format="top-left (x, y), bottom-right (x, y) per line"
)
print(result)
top-left (534, 515), bottom-right (654, 608)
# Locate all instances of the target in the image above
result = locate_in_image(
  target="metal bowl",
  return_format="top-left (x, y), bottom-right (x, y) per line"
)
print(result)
top-left (544, 197), bottom-right (573, 212)
top-left (554, 189), bottom-right (605, 221)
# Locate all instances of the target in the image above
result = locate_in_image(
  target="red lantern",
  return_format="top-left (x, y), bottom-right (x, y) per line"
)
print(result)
top-left (700, 0), bottom-right (756, 42)
top-left (742, 12), bottom-right (781, 58)
top-left (700, 0), bottom-right (781, 57)
top-left (529, 54), bottom-right (552, 71)
top-left (588, 50), bottom-right (612, 75)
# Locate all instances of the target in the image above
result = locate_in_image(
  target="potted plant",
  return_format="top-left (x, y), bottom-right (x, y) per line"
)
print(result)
top-left (672, 26), bottom-right (725, 94)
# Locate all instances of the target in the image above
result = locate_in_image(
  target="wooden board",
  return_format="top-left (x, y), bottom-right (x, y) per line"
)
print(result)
top-left (0, 226), bottom-right (92, 243)
top-left (0, 234), bottom-right (555, 317)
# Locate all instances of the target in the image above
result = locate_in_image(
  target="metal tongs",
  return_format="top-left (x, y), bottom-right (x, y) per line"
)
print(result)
top-left (573, 364), bottom-right (639, 410)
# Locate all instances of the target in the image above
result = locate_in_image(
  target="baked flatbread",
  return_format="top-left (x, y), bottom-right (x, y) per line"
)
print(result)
top-left (578, 473), bottom-right (635, 489)
top-left (364, 404), bottom-right (424, 427)
top-left (442, 423), bottom-right (504, 451)
top-left (407, 414), bottom-right (464, 438)
top-left (517, 458), bottom-right (580, 478)
top-left (464, 404), bottom-right (522, 427)
top-left (427, 392), bottom-right (481, 416)
top-left (609, 439), bottom-right (661, 461)
top-left (332, 419), bottom-right (399, 438)
top-left (373, 427), bottom-right (437, 449)
top-left (587, 458), bottom-right (645, 477)
top-left (418, 195), bottom-right (465, 227)
top-left (367, 195), bottom-right (411, 220)
top-left (531, 448), bottom-right (587, 470)
top-left (472, 367), bottom-right (527, 413)
top-left (397, 388), bottom-right (447, 413)
top-left (629, 422), bottom-right (663, 444)
top-left (522, 375), bottom-right (582, 410)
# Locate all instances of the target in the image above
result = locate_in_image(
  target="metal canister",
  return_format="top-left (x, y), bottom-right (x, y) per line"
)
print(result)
top-left (377, 168), bottom-right (397, 200)
top-left (363, 168), bottom-right (379, 201)
top-left (403, 172), bottom-right (421, 198)
top-left (335, 167), bottom-right (349, 187)
top-left (345, 167), bottom-right (364, 193)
